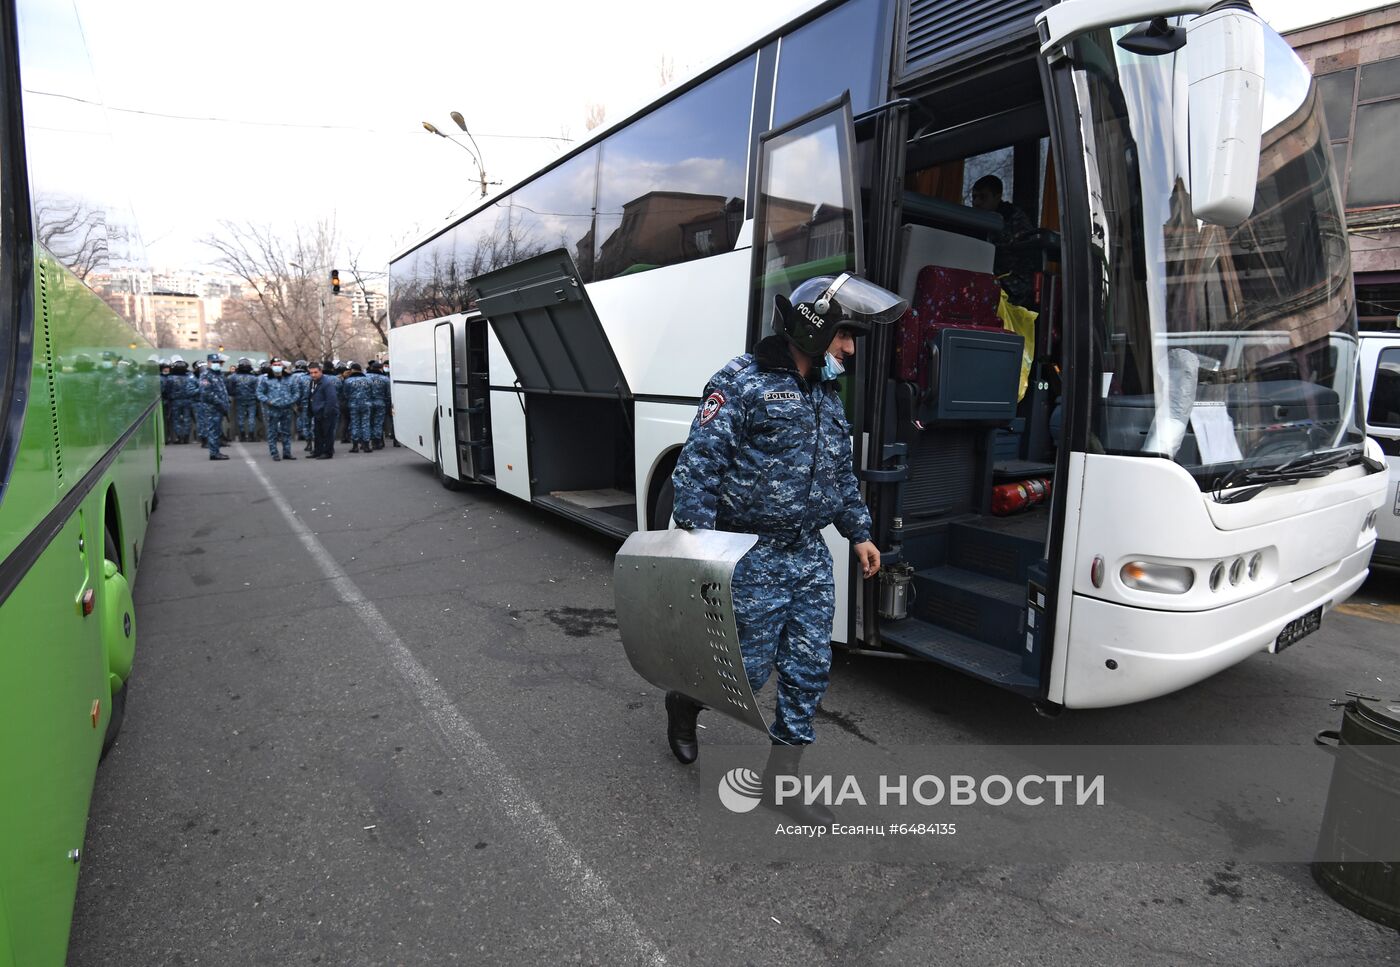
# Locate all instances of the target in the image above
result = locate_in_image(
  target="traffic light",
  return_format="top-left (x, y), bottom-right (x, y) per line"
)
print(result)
top-left (331, 269), bottom-right (340, 295)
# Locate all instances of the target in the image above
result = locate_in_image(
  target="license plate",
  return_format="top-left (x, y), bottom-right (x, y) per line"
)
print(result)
top-left (1273, 606), bottom-right (1323, 653)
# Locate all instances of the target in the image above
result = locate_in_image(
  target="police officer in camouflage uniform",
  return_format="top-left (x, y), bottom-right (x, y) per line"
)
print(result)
top-left (158, 359), bottom-right (172, 443)
top-left (166, 356), bottom-right (198, 442)
top-left (366, 360), bottom-right (390, 449)
top-left (256, 358), bottom-right (298, 461)
top-left (666, 273), bottom-right (905, 816)
top-left (230, 358), bottom-right (260, 441)
top-left (290, 359), bottom-right (312, 449)
top-left (197, 353), bottom-right (231, 460)
top-left (342, 361), bottom-right (374, 453)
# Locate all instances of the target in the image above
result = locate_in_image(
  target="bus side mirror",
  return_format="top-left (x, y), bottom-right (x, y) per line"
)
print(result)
top-left (1186, 6), bottom-right (1266, 226)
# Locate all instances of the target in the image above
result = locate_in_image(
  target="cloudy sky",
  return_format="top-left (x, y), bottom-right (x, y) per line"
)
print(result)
top-left (52, 0), bottom-right (1391, 275)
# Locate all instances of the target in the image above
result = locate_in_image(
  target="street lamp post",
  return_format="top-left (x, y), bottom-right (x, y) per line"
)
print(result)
top-left (422, 116), bottom-right (501, 198)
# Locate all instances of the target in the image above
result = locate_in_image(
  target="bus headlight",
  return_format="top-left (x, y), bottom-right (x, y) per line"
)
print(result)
top-left (1121, 561), bottom-right (1194, 594)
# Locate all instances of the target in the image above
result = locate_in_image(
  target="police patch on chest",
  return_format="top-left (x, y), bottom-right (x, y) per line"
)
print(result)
top-left (763, 390), bottom-right (801, 402)
top-left (699, 391), bottom-right (725, 425)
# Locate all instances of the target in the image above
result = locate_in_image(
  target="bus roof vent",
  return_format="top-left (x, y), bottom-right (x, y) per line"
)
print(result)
top-left (897, 0), bottom-right (1043, 85)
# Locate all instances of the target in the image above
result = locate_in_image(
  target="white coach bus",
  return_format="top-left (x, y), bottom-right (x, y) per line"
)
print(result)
top-left (389, 0), bottom-right (1389, 710)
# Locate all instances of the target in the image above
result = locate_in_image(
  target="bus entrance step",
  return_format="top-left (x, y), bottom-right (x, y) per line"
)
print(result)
top-left (880, 618), bottom-right (1039, 693)
top-left (533, 494), bottom-right (635, 540)
top-left (912, 565), bottom-right (1022, 646)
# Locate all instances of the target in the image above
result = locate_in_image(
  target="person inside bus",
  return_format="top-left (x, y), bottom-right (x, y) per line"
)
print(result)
top-left (665, 272), bottom-right (906, 822)
top-left (969, 174), bottom-right (1038, 307)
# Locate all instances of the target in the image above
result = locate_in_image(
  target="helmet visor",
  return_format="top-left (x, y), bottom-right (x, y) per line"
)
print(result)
top-left (827, 274), bottom-right (908, 327)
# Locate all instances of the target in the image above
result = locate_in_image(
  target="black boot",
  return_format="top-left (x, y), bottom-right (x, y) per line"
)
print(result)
top-left (761, 741), bottom-right (835, 825)
top-left (350, 442), bottom-right (361, 453)
top-left (665, 691), bottom-right (703, 765)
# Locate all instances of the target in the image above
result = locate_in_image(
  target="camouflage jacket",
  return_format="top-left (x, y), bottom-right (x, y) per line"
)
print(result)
top-left (671, 335), bottom-right (872, 545)
top-left (256, 373), bottom-right (298, 410)
top-left (228, 371), bottom-right (260, 402)
top-left (198, 370), bottom-right (230, 412)
top-left (289, 370), bottom-right (311, 404)
top-left (166, 372), bottom-right (199, 403)
top-left (367, 372), bottom-right (390, 404)
top-left (342, 372), bottom-right (374, 406)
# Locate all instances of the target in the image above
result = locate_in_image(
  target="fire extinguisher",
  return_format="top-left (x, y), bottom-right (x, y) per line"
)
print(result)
top-left (991, 477), bottom-right (1052, 516)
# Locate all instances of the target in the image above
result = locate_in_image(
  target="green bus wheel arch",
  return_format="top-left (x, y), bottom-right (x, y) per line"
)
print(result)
top-left (100, 535), bottom-right (134, 691)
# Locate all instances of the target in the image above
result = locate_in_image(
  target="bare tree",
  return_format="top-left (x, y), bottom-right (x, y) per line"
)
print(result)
top-left (34, 194), bottom-right (111, 283)
top-left (151, 309), bottom-right (179, 349)
top-left (585, 102), bottom-right (607, 131)
top-left (346, 252), bottom-right (389, 348)
top-left (658, 55), bottom-right (675, 88)
top-left (202, 219), bottom-right (362, 361)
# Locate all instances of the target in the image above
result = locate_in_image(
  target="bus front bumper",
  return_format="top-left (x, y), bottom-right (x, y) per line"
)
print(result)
top-left (1062, 543), bottom-right (1373, 709)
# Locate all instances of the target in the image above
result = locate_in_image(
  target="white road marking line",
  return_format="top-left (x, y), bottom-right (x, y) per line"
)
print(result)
top-left (241, 452), bottom-right (668, 966)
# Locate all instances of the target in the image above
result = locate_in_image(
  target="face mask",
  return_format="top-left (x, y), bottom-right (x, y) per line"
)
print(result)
top-left (819, 352), bottom-right (845, 381)
top-left (211, 363), bottom-right (222, 372)
top-left (272, 366), bottom-right (284, 374)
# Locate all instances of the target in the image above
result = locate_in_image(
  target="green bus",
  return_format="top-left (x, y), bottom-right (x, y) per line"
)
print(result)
top-left (0, 0), bottom-right (161, 962)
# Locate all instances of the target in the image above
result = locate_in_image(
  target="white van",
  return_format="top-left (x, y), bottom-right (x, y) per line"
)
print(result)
top-left (1361, 330), bottom-right (1400, 567)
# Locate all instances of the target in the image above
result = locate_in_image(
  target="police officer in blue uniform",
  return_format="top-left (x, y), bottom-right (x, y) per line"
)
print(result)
top-left (256, 358), bottom-right (298, 460)
top-left (291, 359), bottom-right (313, 450)
top-left (166, 356), bottom-right (198, 443)
top-left (342, 361), bottom-right (374, 453)
top-left (230, 358), bottom-right (260, 441)
top-left (665, 273), bottom-right (906, 813)
top-left (197, 353), bottom-right (231, 460)
top-left (366, 360), bottom-right (390, 449)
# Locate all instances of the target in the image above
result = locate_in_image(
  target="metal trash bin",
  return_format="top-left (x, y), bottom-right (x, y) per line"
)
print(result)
top-left (1313, 693), bottom-right (1400, 928)
top-left (613, 528), bottom-right (768, 735)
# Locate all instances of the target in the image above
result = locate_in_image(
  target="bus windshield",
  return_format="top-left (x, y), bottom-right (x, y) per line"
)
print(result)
top-left (1070, 23), bottom-right (1366, 487)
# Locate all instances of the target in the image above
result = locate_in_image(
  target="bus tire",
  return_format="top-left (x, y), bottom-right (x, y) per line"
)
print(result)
top-left (101, 679), bottom-right (127, 760)
top-left (435, 430), bottom-right (464, 491)
top-left (650, 477), bottom-right (675, 531)
top-left (100, 526), bottom-right (134, 757)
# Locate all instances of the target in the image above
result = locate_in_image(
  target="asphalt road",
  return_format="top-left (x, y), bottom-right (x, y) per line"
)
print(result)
top-left (69, 441), bottom-right (1400, 965)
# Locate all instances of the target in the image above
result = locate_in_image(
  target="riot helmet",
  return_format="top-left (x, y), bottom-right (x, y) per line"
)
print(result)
top-left (237, 357), bottom-right (253, 374)
top-left (773, 273), bottom-right (908, 356)
top-left (293, 359), bottom-right (308, 371)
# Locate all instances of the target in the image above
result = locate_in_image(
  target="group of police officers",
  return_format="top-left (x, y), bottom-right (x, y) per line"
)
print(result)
top-left (158, 354), bottom-right (396, 461)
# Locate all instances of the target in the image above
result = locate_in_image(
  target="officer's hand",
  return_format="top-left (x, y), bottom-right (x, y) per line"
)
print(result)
top-left (854, 541), bottom-right (880, 579)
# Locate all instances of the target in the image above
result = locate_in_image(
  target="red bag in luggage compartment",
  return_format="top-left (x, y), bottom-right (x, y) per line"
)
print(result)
top-left (894, 265), bottom-right (1004, 384)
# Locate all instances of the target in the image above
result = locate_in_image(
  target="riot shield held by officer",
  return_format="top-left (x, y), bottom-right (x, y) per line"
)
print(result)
top-left (658, 271), bottom-right (906, 822)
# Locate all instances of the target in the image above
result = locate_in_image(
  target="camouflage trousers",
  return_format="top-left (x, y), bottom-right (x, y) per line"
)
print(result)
top-left (369, 401), bottom-right (386, 441)
top-left (169, 401), bottom-right (194, 440)
top-left (348, 403), bottom-right (371, 443)
top-left (296, 405), bottom-right (311, 440)
top-left (197, 406), bottom-right (225, 456)
top-left (236, 398), bottom-right (259, 435)
top-left (732, 532), bottom-right (835, 746)
top-left (265, 407), bottom-right (293, 455)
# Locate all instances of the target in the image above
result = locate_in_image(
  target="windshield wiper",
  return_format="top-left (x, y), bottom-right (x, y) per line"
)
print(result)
top-left (1213, 448), bottom-right (1362, 504)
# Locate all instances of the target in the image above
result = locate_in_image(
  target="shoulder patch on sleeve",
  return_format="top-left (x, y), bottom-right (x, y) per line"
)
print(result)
top-left (698, 391), bottom-right (725, 426)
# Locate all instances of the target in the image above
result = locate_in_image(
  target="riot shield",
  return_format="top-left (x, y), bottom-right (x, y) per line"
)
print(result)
top-left (613, 528), bottom-right (768, 734)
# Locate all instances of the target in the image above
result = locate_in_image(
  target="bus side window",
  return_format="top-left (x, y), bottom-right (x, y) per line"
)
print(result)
top-left (1370, 349), bottom-right (1400, 427)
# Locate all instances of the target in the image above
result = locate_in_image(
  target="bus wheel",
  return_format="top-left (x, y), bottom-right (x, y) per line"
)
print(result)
top-left (100, 526), bottom-right (135, 758)
top-left (650, 477), bottom-right (675, 531)
top-left (1032, 699), bottom-right (1063, 719)
top-left (435, 430), bottom-right (464, 492)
